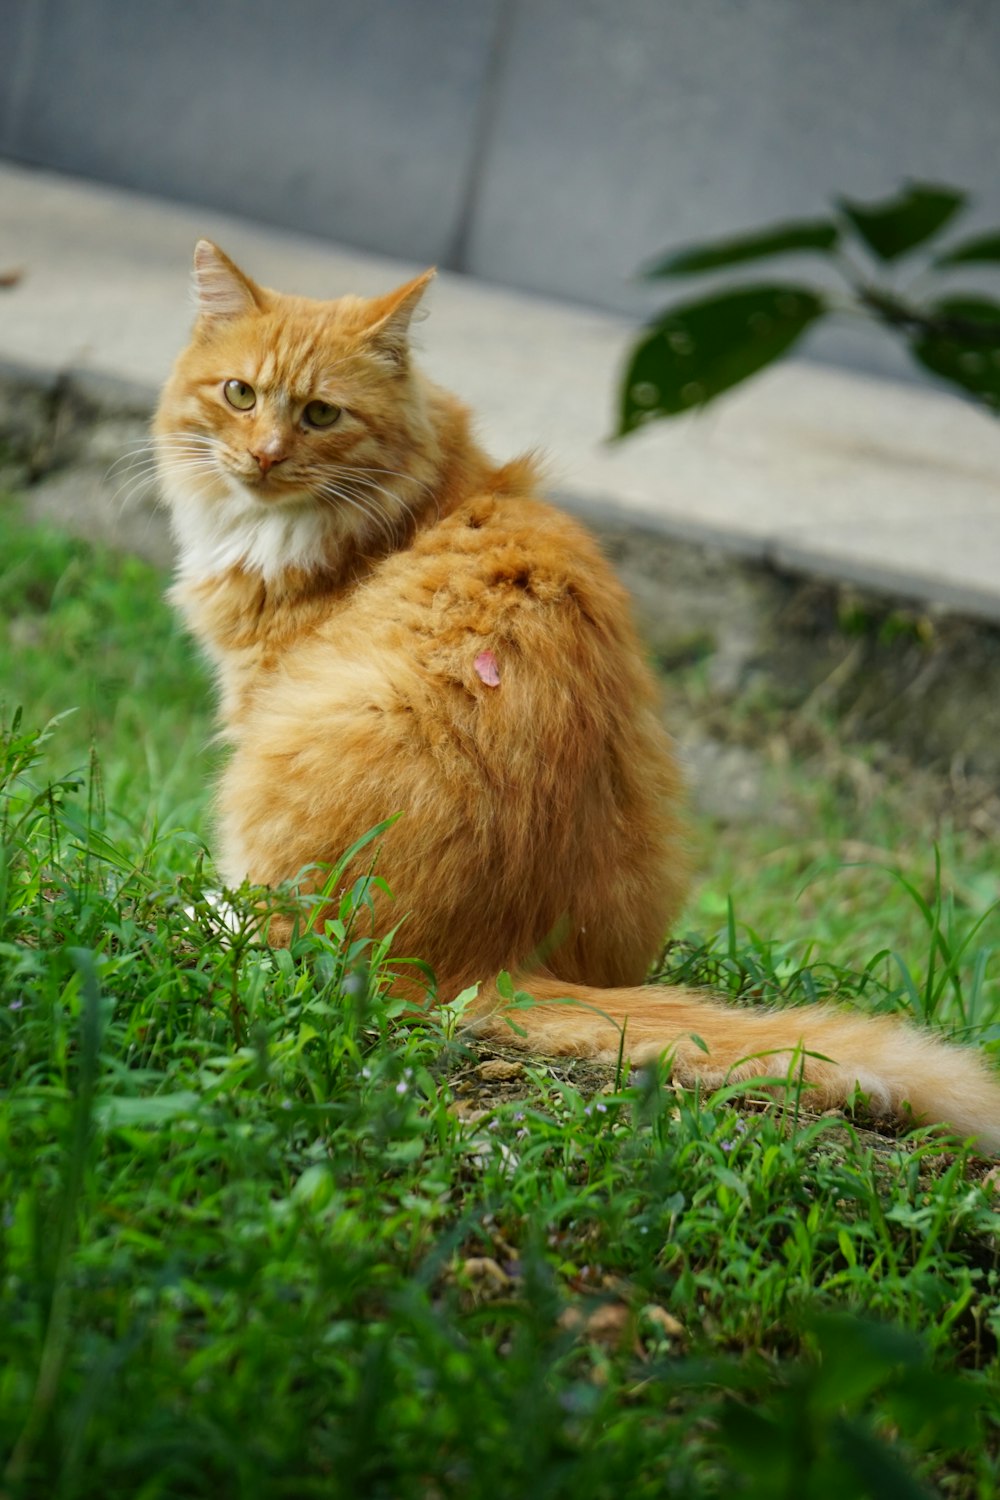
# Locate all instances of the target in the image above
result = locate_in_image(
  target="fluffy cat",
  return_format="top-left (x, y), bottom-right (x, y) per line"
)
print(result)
top-left (155, 240), bottom-right (1000, 1151)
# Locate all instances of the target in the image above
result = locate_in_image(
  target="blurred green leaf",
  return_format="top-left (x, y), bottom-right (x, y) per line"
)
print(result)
top-left (807, 1314), bottom-right (922, 1412)
top-left (837, 182), bottom-right (967, 262)
top-left (644, 219), bottom-right (839, 277)
top-left (934, 230), bottom-right (1000, 268)
top-left (887, 1366), bottom-right (986, 1451)
top-left (718, 1401), bottom-right (797, 1490)
top-left (909, 295), bottom-right (1000, 411)
top-left (832, 1419), bottom-right (935, 1500)
top-left (94, 1091), bottom-right (201, 1127)
top-left (618, 283), bottom-right (826, 435)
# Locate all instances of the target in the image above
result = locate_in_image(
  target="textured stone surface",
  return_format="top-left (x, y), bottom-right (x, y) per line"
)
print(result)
top-left (468, 1), bottom-right (1000, 350)
top-left (3, 1), bottom-right (1000, 386)
top-left (0, 0), bottom-right (502, 266)
top-left (5, 160), bottom-right (1000, 627)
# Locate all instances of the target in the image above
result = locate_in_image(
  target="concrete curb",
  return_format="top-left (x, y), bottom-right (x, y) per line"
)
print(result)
top-left (4, 161), bottom-right (1000, 623)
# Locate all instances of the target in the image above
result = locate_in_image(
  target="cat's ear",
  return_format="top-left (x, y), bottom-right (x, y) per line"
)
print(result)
top-left (191, 240), bottom-right (263, 321)
top-left (366, 269), bottom-right (436, 366)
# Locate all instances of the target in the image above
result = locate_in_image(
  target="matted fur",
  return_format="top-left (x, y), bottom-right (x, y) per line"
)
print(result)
top-left (155, 242), bottom-right (1000, 1151)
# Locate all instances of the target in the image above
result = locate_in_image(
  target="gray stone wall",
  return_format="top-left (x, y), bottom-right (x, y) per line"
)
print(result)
top-left (4, 0), bottom-right (1000, 380)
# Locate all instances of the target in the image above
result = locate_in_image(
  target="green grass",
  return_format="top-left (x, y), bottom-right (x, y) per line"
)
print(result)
top-left (4, 504), bottom-right (1000, 1498)
top-left (0, 515), bottom-right (215, 843)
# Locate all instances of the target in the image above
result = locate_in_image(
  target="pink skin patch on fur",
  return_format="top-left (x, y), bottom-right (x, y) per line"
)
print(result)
top-left (474, 650), bottom-right (500, 687)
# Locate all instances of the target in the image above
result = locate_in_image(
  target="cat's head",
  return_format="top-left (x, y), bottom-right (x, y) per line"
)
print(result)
top-left (155, 241), bottom-right (438, 578)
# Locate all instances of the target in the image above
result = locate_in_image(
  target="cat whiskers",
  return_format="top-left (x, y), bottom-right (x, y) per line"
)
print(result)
top-left (107, 435), bottom-right (223, 515)
top-left (346, 476), bottom-right (420, 539)
top-left (342, 478), bottom-right (420, 544)
top-left (108, 433), bottom-right (222, 479)
top-left (348, 465), bottom-right (438, 510)
top-left (311, 480), bottom-right (400, 548)
top-left (333, 465), bottom-right (440, 537)
top-left (346, 464), bottom-right (435, 493)
top-left (314, 483), bottom-right (396, 542)
top-left (110, 457), bottom-right (218, 516)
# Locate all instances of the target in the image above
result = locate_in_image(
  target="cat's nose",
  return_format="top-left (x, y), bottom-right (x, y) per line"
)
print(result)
top-left (249, 449), bottom-right (287, 476)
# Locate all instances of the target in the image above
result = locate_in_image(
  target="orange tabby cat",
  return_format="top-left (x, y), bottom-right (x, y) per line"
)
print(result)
top-left (155, 240), bottom-right (1000, 1150)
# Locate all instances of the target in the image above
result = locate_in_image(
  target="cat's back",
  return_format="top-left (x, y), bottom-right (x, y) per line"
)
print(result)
top-left (337, 486), bottom-right (643, 674)
top-left (263, 483), bottom-right (665, 787)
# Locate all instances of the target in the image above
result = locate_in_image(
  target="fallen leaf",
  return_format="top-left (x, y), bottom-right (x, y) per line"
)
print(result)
top-left (475, 1059), bottom-right (523, 1081)
top-left (447, 1100), bottom-right (491, 1123)
top-left (474, 649), bottom-right (500, 687)
top-left (640, 1303), bottom-right (685, 1340)
top-left (460, 1256), bottom-right (513, 1288)
top-left (559, 1301), bottom-right (634, 1351)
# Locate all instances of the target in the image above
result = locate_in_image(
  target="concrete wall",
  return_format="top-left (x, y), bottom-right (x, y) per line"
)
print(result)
top-left (1, 0), bottom-right (504, 267)
top-left (4, 0), bottom-right (1000, 381)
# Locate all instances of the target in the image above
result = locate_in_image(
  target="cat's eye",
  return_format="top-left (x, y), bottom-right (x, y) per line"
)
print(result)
top-left (303, 399), bottom-right (342, 430)
top-left (223, 379), bottom-right (256, 411)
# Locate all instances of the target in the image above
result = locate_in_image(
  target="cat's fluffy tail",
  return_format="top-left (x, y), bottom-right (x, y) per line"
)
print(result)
top-left (474, 975), bottom-right (1000, 1153)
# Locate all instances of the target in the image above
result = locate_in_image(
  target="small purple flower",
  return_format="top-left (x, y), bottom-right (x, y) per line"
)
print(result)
top-left (720, 1120), bottom-right (749, 1151)
top-left (10, 999), bottom-right (24, 1012)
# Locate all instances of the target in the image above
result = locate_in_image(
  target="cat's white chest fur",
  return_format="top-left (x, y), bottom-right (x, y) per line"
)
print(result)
top-left (166, 476), bottom-right (330, 582)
